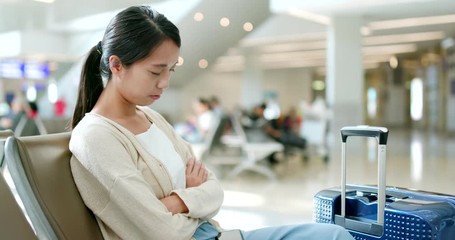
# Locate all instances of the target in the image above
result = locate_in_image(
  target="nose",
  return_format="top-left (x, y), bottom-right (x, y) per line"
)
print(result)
top-left (157, 74), bottom-right (171, 89)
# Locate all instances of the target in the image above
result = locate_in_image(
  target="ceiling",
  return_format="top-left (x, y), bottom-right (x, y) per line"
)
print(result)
top-left (1, 0), bottom-right (455, 86)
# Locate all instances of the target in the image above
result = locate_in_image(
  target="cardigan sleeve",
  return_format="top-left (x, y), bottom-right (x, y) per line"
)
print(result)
top-left (70, 123), bottom-right (199, 240)
top-left (171, 170), bottom-right (224, 219)
top-left (144, 108), bottom-right (225, 219)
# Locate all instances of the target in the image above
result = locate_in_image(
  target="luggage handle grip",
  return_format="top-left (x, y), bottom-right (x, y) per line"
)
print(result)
top-left (341, 126), bottom-right (388, 144)
top-left (340, 126), bottom-right (388, 228)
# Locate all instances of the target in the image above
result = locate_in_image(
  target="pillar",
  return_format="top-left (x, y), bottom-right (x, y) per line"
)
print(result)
top-left (326, 16), bottom-right (364, 138)
top-left (241, 52), bottom-right (264, 110)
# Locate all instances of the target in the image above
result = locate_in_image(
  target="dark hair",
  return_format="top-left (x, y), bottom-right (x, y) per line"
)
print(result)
top-left (71, 6), bottom-right (181, 128)
top-left (197, 97), bottom-right (211, 110)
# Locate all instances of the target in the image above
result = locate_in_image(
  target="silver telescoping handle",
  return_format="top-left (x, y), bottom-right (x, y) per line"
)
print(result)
top-left (340, 125), bottom-right (389, 226)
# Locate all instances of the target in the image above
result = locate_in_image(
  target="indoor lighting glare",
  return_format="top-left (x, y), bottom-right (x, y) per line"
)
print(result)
top-left (220, 17), bottom-right (230, 27)
top-left (410, 140), bottom-right (423, 182)
top-left (240, 32), bottom-right (326, 47)
top-left (26, 84), bottom-right (37, 102)
top-left (198, 59), bottom-right (209, 69)
top-left (259, 41), bottom-right (326, 53)
top-left (369, 14), bottom-right (455, 30)
top-left (176, 56), bottom-right (184, 66)
top-left (312, 80), bottom-right (325, 91)
top-left (361, 27), bottom-right (371, 36)
top-left (363, 31), bottom-right (445, 46)
top-left (48, 80), bottom-right (58, 104)
top-left (243, 22), bottom-right (254, 32)
top-left (288, 8), bottom-right (330, 25)
top-left (33, 0), bottom-right (55, 3)
top-left (262, 59), bottom-right (326, 69)
top-left (442, 37), bottom-right (455, 49)
top-left (363, 55), bottom-right (394, 64)
top-left (367, 87), bottom-right (377, 118)
top-left (410, 78), bottom-right (423, 121)
top-left (363, 62), bottom-right (380, 69)
top-left (363, 44), bottom-right (417, 55)
top-left (222, 190), bottom-right (265, 207)
top-left (260, 50), bottom-right (326, 62)
top-left (193, 12), bottom-right (204, 22)
top-left (389, 56), bottom-right (398, 69)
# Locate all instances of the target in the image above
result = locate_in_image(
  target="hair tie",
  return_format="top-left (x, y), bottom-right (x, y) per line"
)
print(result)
top-left (95, 41), bottom-right (102, 55)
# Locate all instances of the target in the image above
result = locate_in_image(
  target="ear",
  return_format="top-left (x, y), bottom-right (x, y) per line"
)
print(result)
top-left (108, 55), bottom-right (123, 74)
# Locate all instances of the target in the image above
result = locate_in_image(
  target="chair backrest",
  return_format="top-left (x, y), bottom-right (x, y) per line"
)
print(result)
top-left (0, 129), bottom-right (14, 169)
top-left (4, 132), bottom-right (104, 240)
top-left (0, 172), bottom-right (37, 239)
top-left (0, 129), bottom-right (37, 239)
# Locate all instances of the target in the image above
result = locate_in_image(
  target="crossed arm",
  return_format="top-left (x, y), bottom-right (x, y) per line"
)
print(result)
top-left (159, 158), bottom-right (209, 214)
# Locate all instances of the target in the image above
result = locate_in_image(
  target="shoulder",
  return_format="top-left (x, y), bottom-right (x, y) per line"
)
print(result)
top-left (70, 114), bottom-right (126, 152)
top-left (72, 114), bottom-right (113, 137)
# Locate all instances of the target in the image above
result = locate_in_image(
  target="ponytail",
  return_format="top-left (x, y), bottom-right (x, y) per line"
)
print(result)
top-left (71, 45), bottom-right (104, 128)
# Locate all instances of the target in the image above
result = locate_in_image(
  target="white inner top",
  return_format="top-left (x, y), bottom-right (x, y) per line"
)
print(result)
top-left (136, 124), bottom-right (186, 189)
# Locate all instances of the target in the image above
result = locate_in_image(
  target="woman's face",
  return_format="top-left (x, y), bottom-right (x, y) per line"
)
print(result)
top-left (113, 39), bottom-right (180, 106)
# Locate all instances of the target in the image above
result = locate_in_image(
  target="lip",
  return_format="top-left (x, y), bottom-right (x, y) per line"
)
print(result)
top-left (150, 95), bottom-right (161, 100)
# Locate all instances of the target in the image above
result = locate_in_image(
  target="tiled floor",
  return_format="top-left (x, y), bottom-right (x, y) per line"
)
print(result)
top-left (211, 127), bottom-right (455, 231)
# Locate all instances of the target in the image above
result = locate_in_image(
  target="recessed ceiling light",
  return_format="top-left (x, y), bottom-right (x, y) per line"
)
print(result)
top-left (198, 59), bottom-right (208, 69)
top-left (243, 22), bottom-right (254, 32)
top-left (177, 57), bottom-right (184, 66)
top-left (220, 17), bottom-right (230, 27)
top-left (193, 12), bottom-right (204, 22)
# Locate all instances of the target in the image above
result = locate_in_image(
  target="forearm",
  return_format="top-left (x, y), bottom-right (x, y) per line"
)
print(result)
top-left (160, 193), bottom-right (189, 214)
top-left (172, 176), bottom-right (224, 219)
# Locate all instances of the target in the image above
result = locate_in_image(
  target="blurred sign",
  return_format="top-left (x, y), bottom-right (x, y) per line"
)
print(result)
top-left (0, 60), bottom-right (50, 79)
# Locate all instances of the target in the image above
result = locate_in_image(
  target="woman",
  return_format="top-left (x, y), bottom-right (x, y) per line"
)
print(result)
top-left (69, 5), bottom-right (354, 240)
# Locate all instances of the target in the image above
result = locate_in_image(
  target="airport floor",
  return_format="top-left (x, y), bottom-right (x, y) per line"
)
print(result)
top-left (211, 127), bottom-right (455, 231)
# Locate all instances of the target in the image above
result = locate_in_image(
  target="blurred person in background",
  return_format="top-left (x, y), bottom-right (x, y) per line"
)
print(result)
top-left (192, 97), bottom-right (217, 140)
top-left (0, 96), bottom-right (45, 136)
top-left (209, 95), bottom-right (224, 118)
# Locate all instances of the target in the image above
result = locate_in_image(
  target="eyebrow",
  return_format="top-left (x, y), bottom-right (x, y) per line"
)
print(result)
top-left (152, 62), bottom-right (178, 68)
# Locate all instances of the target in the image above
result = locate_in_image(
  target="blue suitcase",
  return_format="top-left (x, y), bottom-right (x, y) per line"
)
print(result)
top-left (313, 126), bottom-right (455, 239)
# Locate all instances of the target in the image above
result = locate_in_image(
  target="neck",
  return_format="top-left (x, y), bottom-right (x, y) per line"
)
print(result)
top-left (92, 84), bottom-right (137, 119)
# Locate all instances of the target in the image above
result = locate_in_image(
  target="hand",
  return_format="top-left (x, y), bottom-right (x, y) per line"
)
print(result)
top-left (185, 158), bottom-right (208, 188)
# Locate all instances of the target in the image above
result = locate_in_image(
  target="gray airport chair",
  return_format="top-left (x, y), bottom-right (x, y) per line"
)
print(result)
top-left (202, 112), bottom-right (284, 180)
top-left (4, 132), bottom-right (103, 240)
top-left (227, 113), bottom-right (284, 180)
top-left (0, 172), bottom-right (37, 239)
top-left (0, 129), bottom-right (13, 169)
top-left (0, 129), bottom-right (37, 239)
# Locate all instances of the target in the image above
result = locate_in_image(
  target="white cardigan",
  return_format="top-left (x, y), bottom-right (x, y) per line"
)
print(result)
top-left (69, 106), bottom-right (224, 240)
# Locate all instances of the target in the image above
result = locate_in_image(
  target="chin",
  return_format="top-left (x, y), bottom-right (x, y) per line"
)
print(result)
top-left (143, 99), bottom-right (156, 106)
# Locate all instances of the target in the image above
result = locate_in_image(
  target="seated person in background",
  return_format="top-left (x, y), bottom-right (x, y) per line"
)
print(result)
top-left (247, 103), bottom-right (307, 163)
top-left (69, 5), bottom-right (354, 240)
top-left (208, 95), bottom-right (224, 118)
top-left (174, 98), bottom-right (217, 143)
top-left (282, 106), bottom-right (303, 135)
top-left (192, 97), bottom-right (217, 140)
top-left (1, 97), bottom-right (44, 136)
